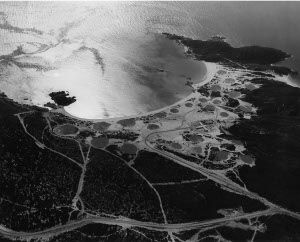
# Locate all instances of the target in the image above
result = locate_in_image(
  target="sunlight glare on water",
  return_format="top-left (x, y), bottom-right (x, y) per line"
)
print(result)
top-left (1, 2), bottom-right (300, 118)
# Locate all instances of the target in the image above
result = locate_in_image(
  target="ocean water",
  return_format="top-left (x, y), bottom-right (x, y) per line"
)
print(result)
top-left (0, 2), bottom-right (299, 119)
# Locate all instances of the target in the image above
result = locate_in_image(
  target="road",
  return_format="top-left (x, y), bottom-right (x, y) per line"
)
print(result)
top-left (0, 208), bottom-right (278, 239)
top-left (143, 121), bottom-right (300, 221)
top-left (2, 109), bottom-right (298, 240)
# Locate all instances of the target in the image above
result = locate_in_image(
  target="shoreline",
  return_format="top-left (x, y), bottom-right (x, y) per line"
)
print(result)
top-left (56, 61), bottom-right (218, 123)
top-left (287, 74), bottom-right (300, 88)
top-left (274, 73), bottom-right (299, 88)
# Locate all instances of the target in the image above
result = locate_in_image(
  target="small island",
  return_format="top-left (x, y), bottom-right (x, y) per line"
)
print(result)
top-left (49, 91), bottom-right (76, 106)
top-left (1, 33), bottom-right (300, 242)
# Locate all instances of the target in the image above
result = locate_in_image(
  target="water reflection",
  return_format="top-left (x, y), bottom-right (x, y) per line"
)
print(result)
top-left (1, 1), bottom-right (299, 119)
top-left (0, 32), bottom-right (205, 119)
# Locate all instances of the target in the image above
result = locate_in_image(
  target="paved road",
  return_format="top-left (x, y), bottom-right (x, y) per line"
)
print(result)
top-left (0, 209), bottom-right (278, 239)
top-left (144, 126), bottom-right (300, 221)
top-left (2, 111), bottom-right (299, 240)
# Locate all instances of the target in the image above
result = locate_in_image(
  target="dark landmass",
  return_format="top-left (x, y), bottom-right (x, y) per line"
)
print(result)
top-left (42, 128), bottom-right (85, 164)
top-left (21, 111), bottom-right (85, 164)
top-left (174, 214), bottom-right (300, 241)
top-left (176, 227), bottom-right (253, 242)
top-left (164, 32), bottom-right (300, 213)
top-left (49, 91), bottom-right (76, 106)
top-left (163, 33), bottom-right (297, 75)
top-left (1, 30), bottom-right (300, 242)
top-left (226, 170), bottom-right (246, 188)
top-left (248, 64), bottom-right (298, 76)
top-left (255, 214), bottom-right (300, 241)
top-left (216, 226), bottom-right (256, 241)
top-left (133, 150), bottom-right (205, 183)
top-left (44, 102), bottom-right (58, 109)
top-left (105, 144), bottom-right (132, 162)
top-left (163, 33), bottom-right (290, 64)
top-left (156, 180), bottom-right (267, 223)
top-left (0, 95), bottom-right (81, 232)
top-left (81, 148), bottom-right (165, 223)
top-left (228, 78), bottom-right (300, 211)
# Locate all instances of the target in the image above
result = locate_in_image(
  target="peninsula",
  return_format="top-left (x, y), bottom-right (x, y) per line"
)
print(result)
top-left (1, 34), bottom-right (300, 242)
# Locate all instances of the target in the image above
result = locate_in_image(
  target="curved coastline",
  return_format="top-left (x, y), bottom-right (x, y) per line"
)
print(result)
top-left (2, 33), bottom-right (300, 239)
top-left (287, 74), bottom-right (300, 87)
top-left (57, 61), bottom-right (216, 123)
top-left (58, 33), bottom-right (300, 123)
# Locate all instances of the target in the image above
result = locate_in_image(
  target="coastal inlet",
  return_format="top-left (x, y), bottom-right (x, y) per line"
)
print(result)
top-left (0, 32), bottom-right (206, 119)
